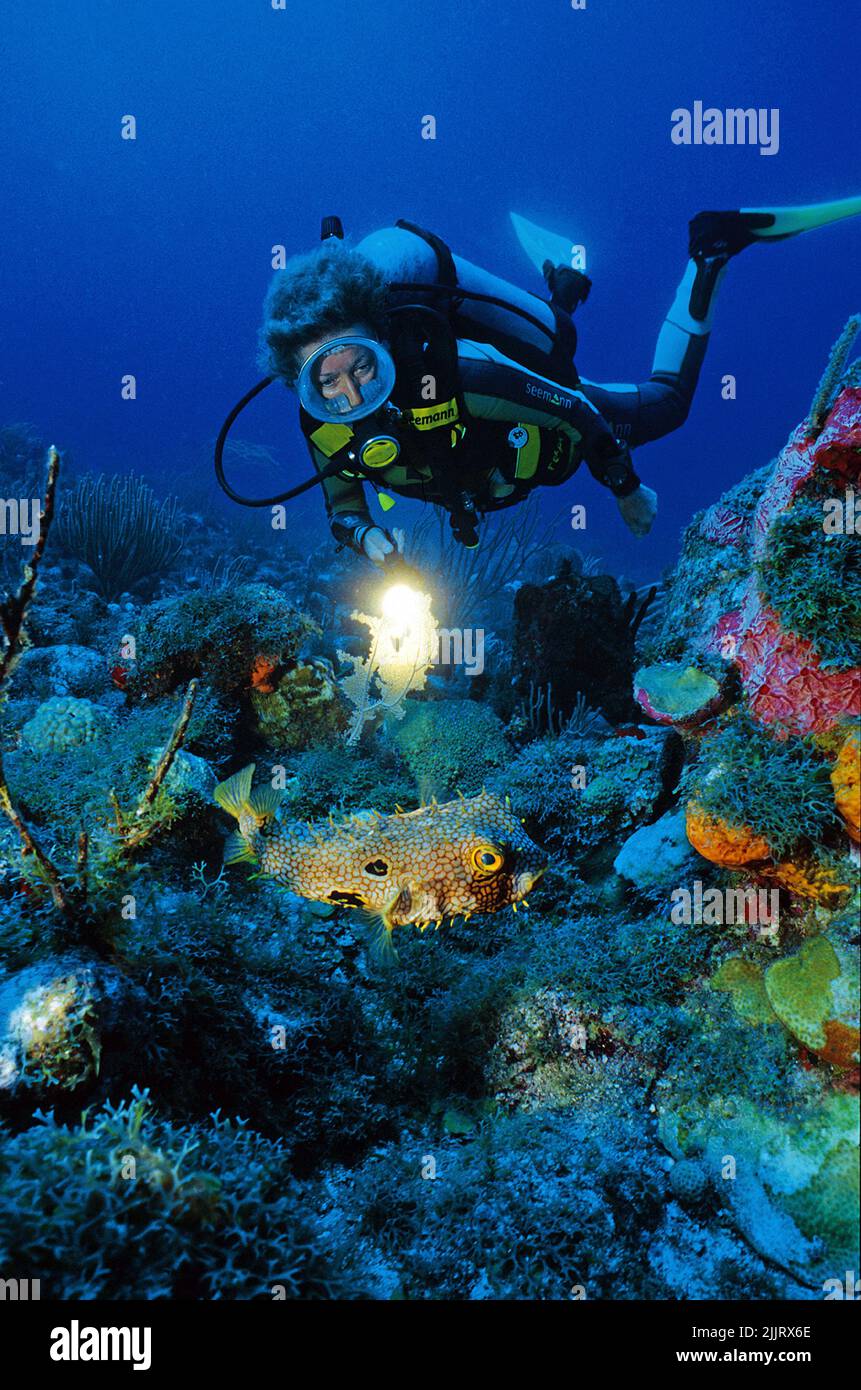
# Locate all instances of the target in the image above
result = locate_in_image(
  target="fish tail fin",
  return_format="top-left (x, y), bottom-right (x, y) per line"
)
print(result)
top-left (224, 829), bottom-right (258, 866)
top-left (248, 784), bottom-right (284, 822)
top-left (214, 764), bottom-right (256, 821)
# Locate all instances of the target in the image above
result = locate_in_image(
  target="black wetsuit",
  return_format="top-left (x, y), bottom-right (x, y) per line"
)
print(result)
top-left (303, 221), bottom-right (719, 551)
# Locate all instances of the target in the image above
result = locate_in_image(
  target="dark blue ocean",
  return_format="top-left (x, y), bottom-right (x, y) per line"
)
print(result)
top-left (3, 0), bottom-right (857, 580)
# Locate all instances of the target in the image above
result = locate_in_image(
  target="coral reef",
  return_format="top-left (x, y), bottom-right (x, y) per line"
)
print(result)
top-left (512, 558), bottom-right (640, 725)
top-left (756, 496), bottom-right (859, 670)
top-left (682, 714), bottom-right (837, 859)
top-left (658, 1092), bottom-right (859, 1289)
top-left (0, 962), bottom-right (103, 1093)
top-left (487, 725), bottom-right (683, 865)
top-left (0, 342), bottom-right (858, 1303)
top-left (712, 389), bottom-right (861, 736)
top-left (128, 584), bottom-right (313, 698)
top-left (251, 658), bottom-right (348, 750)
top-left (0, 1089), bottom-right (364, 1298)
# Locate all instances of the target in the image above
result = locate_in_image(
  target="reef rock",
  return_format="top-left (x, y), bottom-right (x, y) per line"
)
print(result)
top-left (150, 748), bottom-right (217, 807)
top-left (0, 956), bottom-right (139, 1098)
top-left (614, 809), bottom-right (703, 891)
top-left (512, 559), bottom-right (640, 725)
top-left (652, 386), bottom-right (861, 736)
top-left (128, 583), bottom-right (314, 699)
top-left (10, 644), bottom-right (106, 701)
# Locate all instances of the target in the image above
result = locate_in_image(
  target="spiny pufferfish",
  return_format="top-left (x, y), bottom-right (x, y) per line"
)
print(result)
top-left (214, 764), bottom-right (546, 957)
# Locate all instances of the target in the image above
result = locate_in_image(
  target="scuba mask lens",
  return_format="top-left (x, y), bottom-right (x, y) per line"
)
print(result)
top-left (296, 336), bottom-right (396, 423)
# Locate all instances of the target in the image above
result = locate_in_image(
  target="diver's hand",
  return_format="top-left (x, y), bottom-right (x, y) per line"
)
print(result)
top-left (362, 526), bottom-right (405, 567)
top-left (617, 485), bottom-right (658, 537)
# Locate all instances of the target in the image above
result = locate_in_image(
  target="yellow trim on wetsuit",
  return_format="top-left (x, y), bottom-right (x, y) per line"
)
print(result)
top-left (310, 422), bottom-right (354, 456)
top-left (513, 424), bottom-right (541, 479)
top-left (405, 398), bottom-right (460, 430)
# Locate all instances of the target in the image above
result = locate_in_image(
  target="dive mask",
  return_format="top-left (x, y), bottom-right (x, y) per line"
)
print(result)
top-left (296, 335), bottom-right (396, 423)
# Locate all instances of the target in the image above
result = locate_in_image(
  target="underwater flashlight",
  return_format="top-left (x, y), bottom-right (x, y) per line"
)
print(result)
top-left (381, 583), bottom-right (426, 632)
top-left (380, 549), bottom-right (424, 588)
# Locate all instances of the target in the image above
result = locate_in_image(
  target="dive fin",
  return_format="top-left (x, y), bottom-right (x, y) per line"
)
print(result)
top-left (214, 764), bottom-right (256, 820)
top-left (510, 211), bottom-right (577, 278)
top-left (740, 195), bottom-right (861, 240)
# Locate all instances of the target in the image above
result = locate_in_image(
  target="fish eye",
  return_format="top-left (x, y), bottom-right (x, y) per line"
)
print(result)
top-left (364, 859), bottom-right (389, 877)
top-left (471, 844), bottom-right (504, 875)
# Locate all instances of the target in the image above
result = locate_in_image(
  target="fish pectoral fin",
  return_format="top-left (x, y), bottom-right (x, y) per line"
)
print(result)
top-left (355, 882), bottom-right (416, 970)
top-left (354, 909), bottom-right (399, 969)
top-left (384, 883), bottom-right (413, 927)
top-left (224, 829), bottom-right (257, 866)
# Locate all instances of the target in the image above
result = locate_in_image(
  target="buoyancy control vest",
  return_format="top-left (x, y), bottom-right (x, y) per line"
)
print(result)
top-left (214, 216), bottom-right (585, 523)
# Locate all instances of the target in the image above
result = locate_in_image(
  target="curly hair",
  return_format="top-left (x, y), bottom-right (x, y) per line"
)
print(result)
top-left (258, 241), bottom-right (390, 382)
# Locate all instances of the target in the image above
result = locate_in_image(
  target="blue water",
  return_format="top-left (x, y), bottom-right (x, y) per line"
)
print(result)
top-left (2, 0), bottom-right (858, 580)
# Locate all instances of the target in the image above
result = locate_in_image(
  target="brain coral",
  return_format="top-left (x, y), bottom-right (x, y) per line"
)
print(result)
top-left (392, 699), bottom-right (510, 800)
top-left (21, 696), bottom-right (112, 754)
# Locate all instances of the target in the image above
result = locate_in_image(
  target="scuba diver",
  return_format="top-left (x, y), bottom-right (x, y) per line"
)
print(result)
top-left (216, 198), bottom-right (861, 567)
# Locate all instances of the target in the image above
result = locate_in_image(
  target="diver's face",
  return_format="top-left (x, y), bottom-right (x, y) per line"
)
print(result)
top-left (304, 333), bottom-right (378, 411)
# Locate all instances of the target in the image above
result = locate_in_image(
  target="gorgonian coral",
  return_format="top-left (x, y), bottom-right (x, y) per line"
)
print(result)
top-left (55, 473), bottom-right (184, 602)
